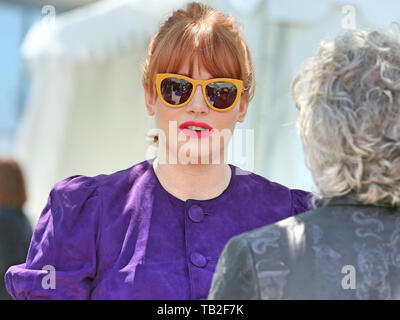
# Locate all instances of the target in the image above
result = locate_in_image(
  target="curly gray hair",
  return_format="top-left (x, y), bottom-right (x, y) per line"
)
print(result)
top-left (292, 27), bottom-right (400, 207)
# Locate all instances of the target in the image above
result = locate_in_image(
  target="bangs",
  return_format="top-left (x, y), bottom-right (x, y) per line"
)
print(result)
top-left (155, 26), bottom-right (243, 81)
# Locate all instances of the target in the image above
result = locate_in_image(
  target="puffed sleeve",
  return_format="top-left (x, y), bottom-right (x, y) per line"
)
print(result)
top-left (4, 175), bottom-right (101, 300)
top-left (290, 189), bottom-right (313, 216)
top-left (208, 236), bottom-right (260, 300)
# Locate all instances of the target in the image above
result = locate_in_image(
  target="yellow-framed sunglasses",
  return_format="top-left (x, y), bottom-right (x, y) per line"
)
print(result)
top-left (155, 73), bottom-right (248, 112)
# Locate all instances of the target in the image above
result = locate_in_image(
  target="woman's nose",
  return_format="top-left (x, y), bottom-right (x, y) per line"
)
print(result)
top-left (185, 85), bottom-right (209, 114)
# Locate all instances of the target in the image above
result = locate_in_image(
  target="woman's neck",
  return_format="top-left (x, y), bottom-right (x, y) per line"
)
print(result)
top-left (152, 157), bottom-right (232, 201)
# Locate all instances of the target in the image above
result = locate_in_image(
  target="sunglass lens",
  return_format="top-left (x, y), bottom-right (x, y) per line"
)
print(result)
top-left (161, 78), bottom-right (193, 105)
top-left (206, 82), bottom-right (238, 109)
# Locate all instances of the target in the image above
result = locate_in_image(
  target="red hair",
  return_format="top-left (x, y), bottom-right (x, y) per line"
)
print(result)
top-left (142, 2), bottom-right (255, 105)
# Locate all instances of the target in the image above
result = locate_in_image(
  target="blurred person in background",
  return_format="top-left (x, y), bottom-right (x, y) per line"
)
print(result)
top-left (0, 156), bottom-right (32, 300)
top-left (208, 27), bottom-right (400, 300)
top-left (4, 2), bottom-right (312, 300)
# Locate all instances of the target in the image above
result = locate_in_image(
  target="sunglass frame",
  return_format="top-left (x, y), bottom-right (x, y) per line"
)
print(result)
top-left (155, 73), bottom-right (245, 112)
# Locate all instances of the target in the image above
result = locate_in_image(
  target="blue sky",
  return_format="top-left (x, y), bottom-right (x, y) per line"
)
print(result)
top-left (0, 2), bottom-right (22, 132)
top-left (0, 2), bottom-right (41, 153)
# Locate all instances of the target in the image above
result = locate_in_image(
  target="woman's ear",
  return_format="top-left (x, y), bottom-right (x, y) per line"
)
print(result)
top-left (236, 99), bottom-right (249, 123)
top-left (145, 92), bottom-right (155, 116)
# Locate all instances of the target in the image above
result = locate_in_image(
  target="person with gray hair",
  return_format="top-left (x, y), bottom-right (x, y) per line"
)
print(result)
top-left (207, 27), bottom-right (400, 300)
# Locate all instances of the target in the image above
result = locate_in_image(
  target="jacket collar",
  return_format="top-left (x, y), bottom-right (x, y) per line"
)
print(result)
top-left (318, 192), bottom-right (399, 210)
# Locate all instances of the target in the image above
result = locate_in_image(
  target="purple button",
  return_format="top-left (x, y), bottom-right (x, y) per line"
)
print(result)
top-left (190, 252), bottom-right (207, 268)
top-left (188, 205), bottom-right (204, 223)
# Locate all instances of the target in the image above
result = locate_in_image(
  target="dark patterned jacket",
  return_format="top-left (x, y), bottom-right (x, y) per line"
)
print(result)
top-left (208, 195), bottom-right (400, 300)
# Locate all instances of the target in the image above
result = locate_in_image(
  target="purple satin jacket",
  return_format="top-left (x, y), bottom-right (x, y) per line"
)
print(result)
top-left (5, 158), bottom-right (311, 300)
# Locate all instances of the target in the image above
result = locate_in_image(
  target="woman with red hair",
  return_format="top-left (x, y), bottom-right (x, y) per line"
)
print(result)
top-left (5, 2), bottom-right (311, 300)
